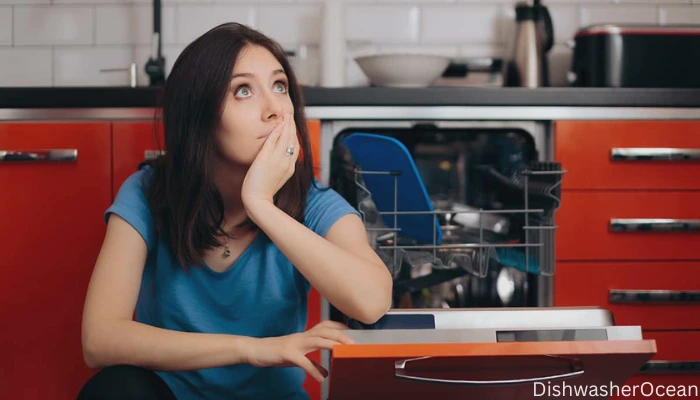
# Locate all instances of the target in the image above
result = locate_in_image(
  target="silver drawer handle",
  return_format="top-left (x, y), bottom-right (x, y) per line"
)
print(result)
top-left (394, 356), bottom-right (584, 386)
top-left (640, 361), bottom-right (700, 374)
top-left (611, 148), bottom-right (700, 161)
top-left (610, 219), bottom-right (700, 232)
top-left (610, 290), bottom-right (700, 303)
top-left (144, 150), bottom-right (165, 161)
top-left (0, 149), bottom-right (77, 162)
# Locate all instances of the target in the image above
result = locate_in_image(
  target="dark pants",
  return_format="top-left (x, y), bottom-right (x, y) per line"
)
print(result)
top-left (77, 365), bottom-right (177, 400)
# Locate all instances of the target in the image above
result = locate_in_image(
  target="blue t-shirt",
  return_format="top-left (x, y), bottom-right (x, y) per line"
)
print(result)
top-left (104, 166), bottom-right (360, 400)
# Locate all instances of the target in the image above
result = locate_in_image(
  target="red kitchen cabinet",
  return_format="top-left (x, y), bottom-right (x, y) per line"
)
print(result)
top-left (0, 122), bottom-right (112, 399)
top-left (555, 120), bottom-right (700, 190)
top-left (556, 191), bottom-right (700, 261)
top-left (555, 261), bottom-right (700, 330)
top-left (612, 331), bottom-right (700, 400)
top-left (554, 120), bottom-right (700, 400)
top-left (112, 121), bottom-right (164, 197)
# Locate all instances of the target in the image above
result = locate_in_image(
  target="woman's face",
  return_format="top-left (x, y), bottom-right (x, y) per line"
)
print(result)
top-left (215, 44), bottom-right (294, 166)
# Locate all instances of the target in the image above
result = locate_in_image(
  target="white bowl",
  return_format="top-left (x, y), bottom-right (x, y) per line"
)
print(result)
top-left (354, 53), bottom-right (451, 87)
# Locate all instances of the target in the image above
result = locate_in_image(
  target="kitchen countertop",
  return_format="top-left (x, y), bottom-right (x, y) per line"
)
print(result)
top-left (2, 86), bottom-right (700, 108)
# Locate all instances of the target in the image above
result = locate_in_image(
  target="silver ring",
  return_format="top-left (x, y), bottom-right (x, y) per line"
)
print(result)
top-left (285, 145), bottom-right (294, 157)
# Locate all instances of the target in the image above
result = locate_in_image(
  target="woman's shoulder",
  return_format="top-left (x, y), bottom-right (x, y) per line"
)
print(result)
top-left (105, 166), bottom-right (157, 249)
top-left (304, 179), bottom-right (361, 237)
top-left (119, 165), bottom-right (155, 194)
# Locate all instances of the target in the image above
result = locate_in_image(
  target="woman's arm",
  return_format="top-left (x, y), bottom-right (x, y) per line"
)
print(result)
top-left (246, 200), bottom-right (393, 324)
top-left (240, 112), bottom-right (392, 324)
top-left (82, 214), bottom-right (252, 371)
top-left (82, 214), bottom-right (352, 380)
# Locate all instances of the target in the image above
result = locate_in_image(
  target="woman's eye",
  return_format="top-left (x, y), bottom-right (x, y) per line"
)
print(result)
top-left (234, 85), bottom-right (252, 98)
top-left (274, 81), bottom-right (288, 93)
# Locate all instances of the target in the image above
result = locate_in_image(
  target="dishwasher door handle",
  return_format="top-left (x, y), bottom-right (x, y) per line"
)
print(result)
top-left (394, 356), bottom-right (584, 386)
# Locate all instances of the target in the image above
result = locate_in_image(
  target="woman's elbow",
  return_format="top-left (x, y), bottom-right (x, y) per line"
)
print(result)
top-left (356, 277), bottom-right (393, 324)
top-left (82, 325), bottom-right (108, 369)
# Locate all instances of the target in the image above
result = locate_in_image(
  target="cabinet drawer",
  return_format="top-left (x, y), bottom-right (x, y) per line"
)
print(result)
top-left (555, 121), bottom-right (700, 190)
top-left (556, 191), bottom-right (700, 261)
top-left (555, 262), bottom-right (700, 330)
top-left (614, 331), bottom-right (700, 400)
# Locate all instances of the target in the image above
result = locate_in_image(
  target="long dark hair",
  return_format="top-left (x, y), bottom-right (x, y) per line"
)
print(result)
top-left (145, 22), bottom-right (314, 270)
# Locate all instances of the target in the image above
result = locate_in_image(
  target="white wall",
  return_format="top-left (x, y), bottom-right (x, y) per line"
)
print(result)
top-left (0, 0), bottom-right (698, 87)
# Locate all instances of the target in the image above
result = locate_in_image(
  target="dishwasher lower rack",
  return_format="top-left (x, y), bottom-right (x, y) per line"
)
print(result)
top-left (351, 165), bottom-right (565, 282)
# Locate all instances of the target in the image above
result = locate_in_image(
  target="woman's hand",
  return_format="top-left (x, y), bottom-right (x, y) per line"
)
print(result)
top-left (244, 320), bottom-right (355, 382)
top-left (241, 112), bottom-right (300, 211)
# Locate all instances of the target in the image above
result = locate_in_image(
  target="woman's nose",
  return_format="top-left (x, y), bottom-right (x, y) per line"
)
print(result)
top-left (263, 93), bottom-right (284, 122)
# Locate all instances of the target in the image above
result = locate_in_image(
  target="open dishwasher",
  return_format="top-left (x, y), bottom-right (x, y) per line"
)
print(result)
top-left (327, 122), bottom-right (562, 313)
top-left (319, 121), bottom-right (656, 399)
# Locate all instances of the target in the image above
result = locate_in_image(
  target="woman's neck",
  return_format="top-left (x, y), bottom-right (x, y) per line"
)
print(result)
top-left (213, 161), bottom-right (249, 231)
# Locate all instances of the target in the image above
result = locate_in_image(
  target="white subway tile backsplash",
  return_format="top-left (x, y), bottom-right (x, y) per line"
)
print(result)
top-left (259, 5), bottom-right (321, 47)
top-left (459, 43), bottom-right (505, 58)
top-left (580, 5), bottom-right (658, 26)
top-left (422, 5), bottom-right (502, 44)
top-left (96, 5), bottom-right (176, 46)
top-left (0, 0), bottom-right (693, 87)
top-left (346, 5), bottom-right (419, 43)
top-left (659, 5), bottom-right (700, 23)
top-left (457, 0), bottom-right (516, 2)
top-left (0, 48), bottom-right (52, 86)
top-left (0, 7), bottom-right (11, 45)
top-left (14, 6), bottom-right (93, 46)
top-left (548, 5), bottom-right (579, 44)
top-left (375, 44), bottom-right (460, 57)
top-left (54, 47), bottom-right (134, 86)
top-left (617, 0), bottom-right (690, 3)
top-left (218, 0), bottom-right (294, 2)
top-left (0, 0), bottom-right (48, 5)
top-left (53, 0), bottom-right (128, 5)
top-left (176, 5), bottom-right (256, 44)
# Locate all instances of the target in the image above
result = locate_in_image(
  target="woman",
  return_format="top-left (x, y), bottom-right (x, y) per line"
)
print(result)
top-left (78, 22), bottom-right (393, 400)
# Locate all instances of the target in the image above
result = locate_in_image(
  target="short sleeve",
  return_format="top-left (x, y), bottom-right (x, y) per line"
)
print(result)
top-left (104, 167), bottom-right (157, 251)
top-left (304, 180), bottom-right (361, 237)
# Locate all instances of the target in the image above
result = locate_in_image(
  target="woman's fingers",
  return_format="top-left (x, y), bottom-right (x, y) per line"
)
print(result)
top-left (307, 337), bottom-right (343, 352)
top-left (317, 328), bottom-right (355, 345)
top-left (293, 354), bottom-right (327, 382)
top-left (263, 119), bottom-right (285, 154)
top-left (274, 112), bottom-right (292, 155)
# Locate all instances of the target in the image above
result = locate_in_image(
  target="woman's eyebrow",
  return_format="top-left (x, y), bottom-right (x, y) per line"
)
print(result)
top-left (231, 69), bottom-right (286, 80)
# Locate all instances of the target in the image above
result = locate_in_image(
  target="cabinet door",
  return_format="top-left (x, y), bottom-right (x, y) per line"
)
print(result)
top-left (112, 121), bottom-right (163, 196)
top-left (556, 191), bottom-right (700, 261)
top-left (555, 261), bottom-right (700, 330)
top-left (613, 331), bottom-right (700, 400)
top-left (555, 121), bottom-right (700, 190)
top-left (0, 122), bottom-right (112, 399)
